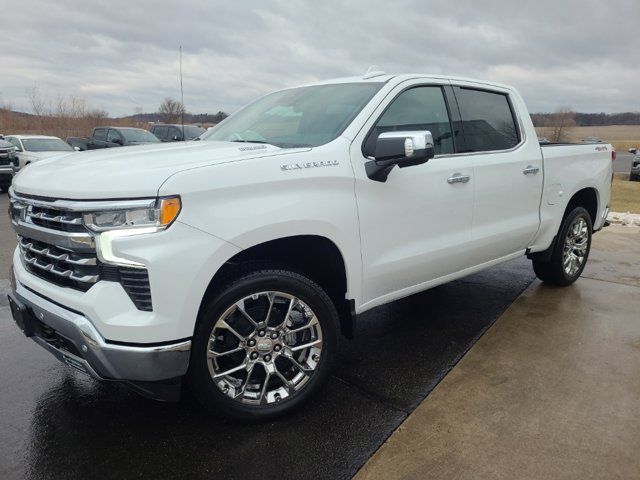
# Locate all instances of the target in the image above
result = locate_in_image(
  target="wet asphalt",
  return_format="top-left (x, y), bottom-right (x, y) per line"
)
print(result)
top-left (0, 193), bottom-right (536, 479)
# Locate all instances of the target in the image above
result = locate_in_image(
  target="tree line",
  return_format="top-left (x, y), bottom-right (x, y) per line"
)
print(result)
top-left (0, 91), bottom-right (229, 139)
top-left (531, 111), bottom-right (640, 127)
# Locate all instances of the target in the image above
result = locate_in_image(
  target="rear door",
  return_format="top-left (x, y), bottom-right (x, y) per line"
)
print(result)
top-left (451, 82), bottom-right (543, 262)
top-left (351, 81), bottom-right (476, 308)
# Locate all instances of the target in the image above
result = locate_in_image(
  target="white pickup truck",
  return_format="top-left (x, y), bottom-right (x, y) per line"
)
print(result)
top-left (7, 73), bottom-right (612, 419)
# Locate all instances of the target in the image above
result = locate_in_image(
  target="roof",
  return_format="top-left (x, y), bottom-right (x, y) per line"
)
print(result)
top-left (298, 72), bottom-right (514, 91)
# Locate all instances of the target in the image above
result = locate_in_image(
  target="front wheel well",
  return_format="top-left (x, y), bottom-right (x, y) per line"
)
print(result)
top-left (200, 235), bottom-right (354, 338)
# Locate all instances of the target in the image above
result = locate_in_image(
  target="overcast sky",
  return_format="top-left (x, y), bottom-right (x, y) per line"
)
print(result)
top-left (1, 0), bottom-right (639, 116)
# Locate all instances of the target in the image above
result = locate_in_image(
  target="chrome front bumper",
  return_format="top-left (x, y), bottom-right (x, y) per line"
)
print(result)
top-left (8, 277), bottom-right (191, 386)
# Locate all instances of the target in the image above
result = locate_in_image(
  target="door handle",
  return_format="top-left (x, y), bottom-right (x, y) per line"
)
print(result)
top-left (523, 165), bottom-right (540, 175)
top-left (447, 173), bottom-right (471, 184)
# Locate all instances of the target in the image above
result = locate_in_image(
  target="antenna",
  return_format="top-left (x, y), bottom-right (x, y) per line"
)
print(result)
top-left (179, 46), bottom-right (185, 140)
top-left (363, 65), bottom-right (386, 80)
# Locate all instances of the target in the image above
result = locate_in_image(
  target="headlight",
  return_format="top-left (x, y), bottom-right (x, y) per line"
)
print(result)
top-left (83, 196), bottom-right (181, 232)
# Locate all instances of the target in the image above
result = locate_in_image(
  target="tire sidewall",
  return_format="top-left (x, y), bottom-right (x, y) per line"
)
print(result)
top-left (553, 207), bottom-right (593, 283)
top-left (188, 270), bottom-right (338, 420)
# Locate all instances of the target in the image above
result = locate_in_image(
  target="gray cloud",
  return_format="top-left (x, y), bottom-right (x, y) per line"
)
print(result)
top-left (1, 0), bottom-right (638, 116)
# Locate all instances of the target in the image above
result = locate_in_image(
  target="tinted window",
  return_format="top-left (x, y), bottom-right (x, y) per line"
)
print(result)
top-left (170, 127), bottom-right (183, 140)
top-left (454, 88), bottom-right (519, 152)
top-left (120, 128), bottom-right (160, 143)
top-left (93, 128), bottom-right (107, 141)
top-left (364, 86), bottom-right (454, 156)
top-left (107, 129), bottom-right (121, 142)
top-left (152, 126), bottom-right (168, 139)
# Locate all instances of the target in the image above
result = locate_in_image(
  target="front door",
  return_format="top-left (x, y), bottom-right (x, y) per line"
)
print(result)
top-left (350, 82), bottom-right (476, 309)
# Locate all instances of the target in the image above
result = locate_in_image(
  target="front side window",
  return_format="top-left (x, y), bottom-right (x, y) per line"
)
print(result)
top-left (364, 86), bottom-right (454, 156)
top-left (454, 87), bottom-right (519, 152)
top-left (201, 83), bottom-right (382, 148)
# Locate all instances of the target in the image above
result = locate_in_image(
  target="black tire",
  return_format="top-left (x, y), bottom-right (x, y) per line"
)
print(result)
top-left (187, 268), bottom-right (339, 420)
top-left (532, 206), bottom-right (592, 286)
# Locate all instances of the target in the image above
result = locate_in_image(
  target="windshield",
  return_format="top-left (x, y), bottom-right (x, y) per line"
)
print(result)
top-left (121, 129), bottom-right (160, 143)
top-left (22, 138), bottom-right (73, 152)
top-left (201, 83), bottom-right (382, 148)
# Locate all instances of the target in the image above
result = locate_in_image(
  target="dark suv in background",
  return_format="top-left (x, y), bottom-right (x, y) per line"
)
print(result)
top-left (0, 137), bottom-right (19, 192)
top-left (149, 124), bottom-right (205, 142)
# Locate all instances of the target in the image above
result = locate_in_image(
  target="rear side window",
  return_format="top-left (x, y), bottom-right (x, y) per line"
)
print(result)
top-left (454, 87), bottom-right (519, 152)
top-left (107, 129), bottom-right (121, 142)
top-left (364, 86), bottom-right (454, 156)
top-left (93, 128), bottom-right (107, 141)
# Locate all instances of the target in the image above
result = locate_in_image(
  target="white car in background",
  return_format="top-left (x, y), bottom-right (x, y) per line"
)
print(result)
top-left (4, 135), bottom-right (75, 168)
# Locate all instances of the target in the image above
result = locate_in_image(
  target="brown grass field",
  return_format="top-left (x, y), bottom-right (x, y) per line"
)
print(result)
top-left (611, 173), bottom-right (640, 214)
top-left (536, 125), bottom-right (640, 151)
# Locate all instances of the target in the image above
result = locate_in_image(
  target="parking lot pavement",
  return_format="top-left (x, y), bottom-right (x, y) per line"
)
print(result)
top-left (0, 192), bottom-right (535, 480)
top-left (356, 225), bottom-right (640, 480)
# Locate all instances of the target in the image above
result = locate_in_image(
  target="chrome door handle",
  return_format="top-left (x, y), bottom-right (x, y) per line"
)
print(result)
top-left (523, 165), bottom-right (540, 175)
top-left (447, 173), bottom-right (471, 184)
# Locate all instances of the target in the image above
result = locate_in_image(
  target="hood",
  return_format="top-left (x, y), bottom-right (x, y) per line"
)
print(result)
top-left (12, 141), bottom-right (288, 199)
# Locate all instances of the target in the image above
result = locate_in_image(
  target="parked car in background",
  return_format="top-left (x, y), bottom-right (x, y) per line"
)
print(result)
top-left (150, 124), bottom-right (206, 142)
top-left (582, 136), bottom-right (603, 143)
top-left (67, 127), bottom-right (160, 151)
top-left (629, 148), bottom-right (640, 181)
top-left (0, 138), bottom-right (19, 192)
top-left (4, 135), bottom-right (73, 169)
top-left (8, 74), bottom-right (612, 419)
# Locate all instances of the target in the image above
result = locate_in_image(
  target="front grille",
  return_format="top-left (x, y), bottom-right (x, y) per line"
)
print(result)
top-left (28, 205), bottom-right (86, 232)
top-left (10, 192), bottom-right (154, 311)
top-left (19, 236), bottom-right (99, 291)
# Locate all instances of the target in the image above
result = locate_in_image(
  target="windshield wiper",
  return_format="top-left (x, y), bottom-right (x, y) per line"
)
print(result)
top-left (231, 140), bottom-right (271, 144)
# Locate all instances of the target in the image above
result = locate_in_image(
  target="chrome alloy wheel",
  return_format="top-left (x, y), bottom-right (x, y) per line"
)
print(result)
top-left (207, 291), bottom-right (323, 405)
top-left (563, 216), bottom-right (589, 276)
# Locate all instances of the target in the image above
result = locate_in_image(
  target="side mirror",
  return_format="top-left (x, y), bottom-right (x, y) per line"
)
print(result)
top-left (73, 146), bottom-right (81, 151)
top-left (172, 135), bottom-right (182, 141)
top-left (112, 137), bottom-right (123, 145)
top-left (365, 130), bottom-right (435, 182)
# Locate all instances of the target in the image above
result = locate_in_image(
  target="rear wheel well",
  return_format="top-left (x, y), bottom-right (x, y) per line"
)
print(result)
top-left (565, 188), bottom-right (598, 224)
top-left (200, 235), bottom-right (354, 338)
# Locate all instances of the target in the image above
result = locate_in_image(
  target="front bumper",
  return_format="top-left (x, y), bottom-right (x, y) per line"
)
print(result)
top-left (8, 276), bottom-right (191, 386)
top-left (0, 166), bottom-right (14, 185)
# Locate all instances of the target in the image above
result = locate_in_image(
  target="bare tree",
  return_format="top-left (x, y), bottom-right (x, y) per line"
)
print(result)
top-left (547, 107), bottom-right (576, 143)
top-left (158, 98), bottom-right (185, 123)
top-left (26, 85), bottom-right (48, 116)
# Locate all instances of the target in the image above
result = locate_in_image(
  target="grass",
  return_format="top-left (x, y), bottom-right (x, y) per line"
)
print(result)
top-left (611, 173), bottom-right (640, 214)
top-left (535, 125), bottom-right (640, 151)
